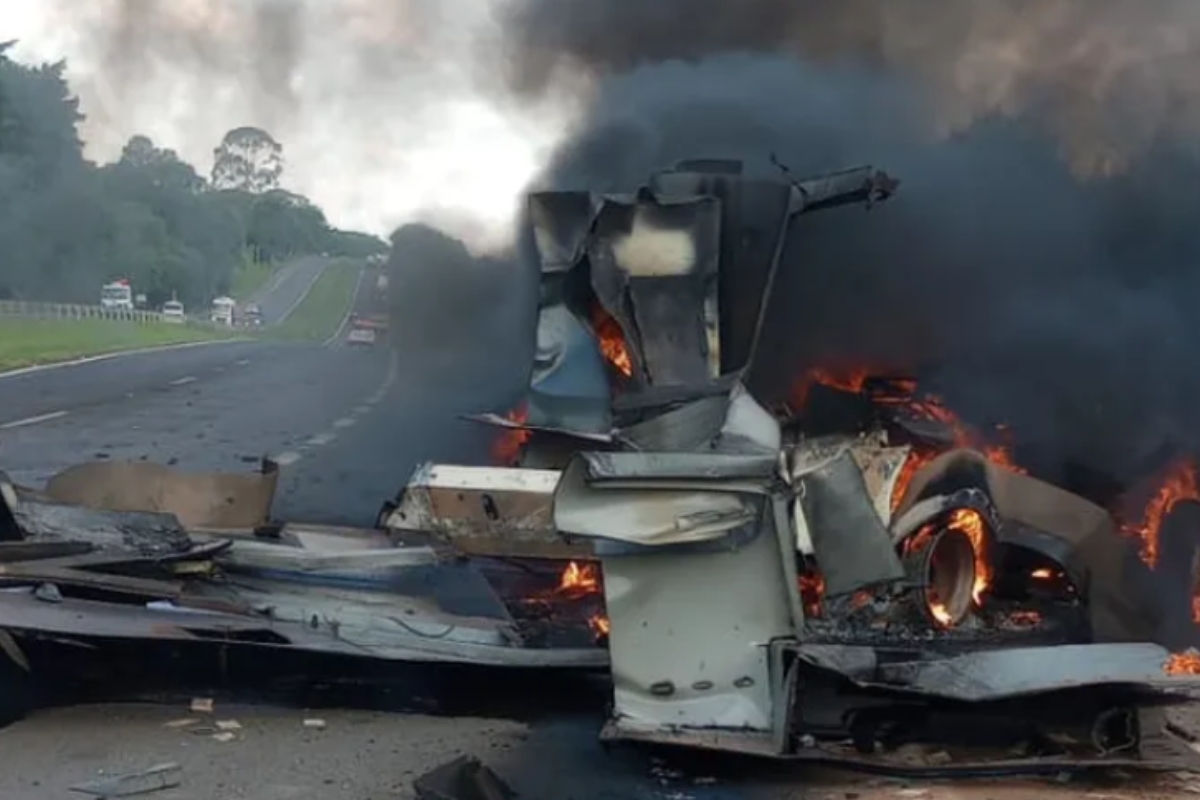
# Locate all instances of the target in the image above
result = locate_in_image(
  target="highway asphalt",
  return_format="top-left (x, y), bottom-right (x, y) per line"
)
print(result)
top-left (0, 256), bottom-right (520, 525)
top-left (244, 255), bottom-right (332, 325)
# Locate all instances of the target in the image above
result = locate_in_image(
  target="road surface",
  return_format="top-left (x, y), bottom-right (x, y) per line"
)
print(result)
top-left (244, 255), bottom-right (330, 325)
top-left (5, 257), bottom-right (1182, 799)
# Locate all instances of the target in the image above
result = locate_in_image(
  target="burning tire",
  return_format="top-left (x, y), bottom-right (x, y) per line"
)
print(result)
top-left (903, 526), bottom-right (977, 628)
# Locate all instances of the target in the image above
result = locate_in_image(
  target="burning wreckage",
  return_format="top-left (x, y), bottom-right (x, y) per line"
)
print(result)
top-left (5, 159), bottom-right (1200, 777)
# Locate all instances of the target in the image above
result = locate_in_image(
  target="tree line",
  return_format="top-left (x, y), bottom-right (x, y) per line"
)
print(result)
top-left (0, 44), bottom-right (385, 308)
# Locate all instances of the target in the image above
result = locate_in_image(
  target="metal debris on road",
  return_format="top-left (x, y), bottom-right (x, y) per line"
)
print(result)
top-left (189, 698), bottom-right (213, 714)
top-left (69, 762), bottom-right (182, 798)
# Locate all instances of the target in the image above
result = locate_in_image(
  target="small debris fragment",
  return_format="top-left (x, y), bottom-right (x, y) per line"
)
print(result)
top-left (212, 732), bottom-right (237, 743)
top-left (413, 755), bottom-right (515, 800)
top-left (69, 762), bottom-right (181, 797)
top-left (189, 698), bottom-right (213, 713)
top-left (303, 718), bottom-right (326, 729)
top-left (215, 720), bottom-right (242, 731)
top-left (33, 582), bottom-right (62, 603)
top-left (164, 718), bottom-right (196, 729)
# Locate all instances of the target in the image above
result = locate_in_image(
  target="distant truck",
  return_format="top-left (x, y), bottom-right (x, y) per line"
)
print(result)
top-left (210, 296), bottom-right (236, 326)
top-left (100, 280), bottom-right (134, 311)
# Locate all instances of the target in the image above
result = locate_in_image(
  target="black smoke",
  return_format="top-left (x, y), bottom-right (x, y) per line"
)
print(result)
top-left (387, 223), bottom-right (537, 404)
top-left (500, 3), bottom-right (1200, 486)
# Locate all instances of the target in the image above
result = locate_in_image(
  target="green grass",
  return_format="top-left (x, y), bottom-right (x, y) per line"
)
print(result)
top-left (231, 257), bottom-right (278, 300)
top-left (269, 261), bottom-right (361, 342)
top-left (0, 318), bottom-right (234, 372)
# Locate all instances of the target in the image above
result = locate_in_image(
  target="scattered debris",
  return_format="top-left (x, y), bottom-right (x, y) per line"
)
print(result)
top-left (163, 718), bottom-right (195, 729)
top-left (211, 732), bottom-right (237, 743)
top-left (189, 698), bottom-right (213, 714)
top-left (69, 762), bottom-right (181, 798)
top-left (413, 755), bottom-right (516, 800)
top-left (215, 719), bottom-right (241, 731)
top-left (302, 718), bottom-right (326, 730)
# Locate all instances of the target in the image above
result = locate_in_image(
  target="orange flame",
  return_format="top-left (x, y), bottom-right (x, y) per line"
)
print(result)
top-left (1165, 650), bottom-right (1200, 676)
top-left (947, 507), bottom-right (991, 605)
top-left (591, 306), bottom-right (633, 378)
top-left (798, 571), bottom-right (825, 618)
top-left (589, 613), bottom-right (611, 638)
top-left (1120, 458), bottom-right (1200, 568)
top-left (1030, 568), bottom-right (1054, 580)
top-left (559, 561), bottom-right (600, 594)
top-left (790, 368), bottom-right (1025, 514)
top-left (491, 405), bottom-right (531, 465)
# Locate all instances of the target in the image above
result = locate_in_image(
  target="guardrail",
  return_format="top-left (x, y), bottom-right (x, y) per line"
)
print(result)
top-left (0, 300), bottom-right (165, 323)
top-left (0, 301), bottom-right (239, 332)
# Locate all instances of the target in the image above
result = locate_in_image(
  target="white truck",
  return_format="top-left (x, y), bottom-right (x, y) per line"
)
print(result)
top-left (210, 296), bottom-right (235, 326)
top-left (100, 280), bottom-right (134, 311)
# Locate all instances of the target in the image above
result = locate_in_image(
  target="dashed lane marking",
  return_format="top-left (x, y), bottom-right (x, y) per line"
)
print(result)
top-left (269, 350), bottom-right (398, 467)
top-left (169, 376), bottom-right (197, 386)
top-left (236, 359), bottom-right (251, 366)
top-left (0, 410), bottom-right (68, 430)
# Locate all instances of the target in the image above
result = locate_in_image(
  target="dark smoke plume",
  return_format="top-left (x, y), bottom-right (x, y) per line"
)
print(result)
top-left (501, 1), bottom-right (1200, 486)
top-left (387, 223), bottom-right (537, 404)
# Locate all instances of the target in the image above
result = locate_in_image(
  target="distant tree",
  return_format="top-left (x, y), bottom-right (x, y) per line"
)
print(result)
top-left (211, 126), bottom-right (283, 193)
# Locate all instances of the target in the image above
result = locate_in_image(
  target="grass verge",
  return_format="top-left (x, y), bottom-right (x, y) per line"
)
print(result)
top-left (269, 261), bottom-right (361, 342)
top-left (0, 319), bottom-right (233, 372)
top-left (231, 257), bottom-right (278, 300)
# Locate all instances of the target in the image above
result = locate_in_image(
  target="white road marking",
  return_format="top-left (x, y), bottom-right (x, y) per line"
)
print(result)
top-left (272, 451), bottom-right (303, 466)
top-left (354, 404), bottom-right (372, 415)
top-left (236, 359), bottom-right (251, 366)
top-left (169, 376), bottom-right (197, 386)
top-left (305, 433), bottom-right (336, 447)
top-left (0, 339), bottom-right (252, 381)
top-left (333, 417), bottom-right (356, 429)
top-left (0, 410), bottom-right (68, 430)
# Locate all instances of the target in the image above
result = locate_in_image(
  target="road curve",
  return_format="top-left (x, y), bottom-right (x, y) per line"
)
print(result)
top-left (246, 255), bottom-right (330, 324)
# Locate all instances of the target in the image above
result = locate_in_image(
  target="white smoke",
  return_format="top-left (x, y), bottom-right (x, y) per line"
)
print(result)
top-left (2, 0), bottom-right (584, 250)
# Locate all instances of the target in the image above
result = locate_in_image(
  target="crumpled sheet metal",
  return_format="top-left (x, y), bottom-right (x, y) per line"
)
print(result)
top-left (893, 449), bottom-right (1160, 644)
top-left (797, 451), bottom-right (905, 597)
top-left (554, 452), bottom-right (769, 548)
top-left (0, 586), bottom-right (609, 669)
top-left (796, 642), bottom-right (1200, 702)
top-left (43, 459), bottom-right (279, 531)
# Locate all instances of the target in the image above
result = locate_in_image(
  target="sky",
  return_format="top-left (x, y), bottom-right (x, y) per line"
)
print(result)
top-left (1, 0), bottom-right (581, 248)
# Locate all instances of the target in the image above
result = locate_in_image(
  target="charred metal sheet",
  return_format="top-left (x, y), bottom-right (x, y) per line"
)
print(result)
top-left (44, 458), bottom-right (278, 530)
top-left (5, 491), bottom-right (192, 557)
top-left (0, 587), bottom-right (609, 668)
top-left (463, 413), bottom-right (612, 444)
top-left (384, 463), bottom-right (589, 559)
top-left (617, 394), bottom-right (729, 451)
top-left (587, 194), bottom-right (721, 387)
top-left (527, 190), bottom-right (599, 273)
top-left (525, 302), bottom-right (612, 435)
top-left (895, 449), bottom-right (1160, 644)
top-left (576, 451), bottom-right (777, 484)
top-left (718, 382), bottom-right (783, 454)
top-left (797, 451), bottom-right (905, 596)
top-left (554, 455), bottom-right (762, 548)
top-left (795, 642), bottom-right (1200, 701)
top-left (219, 539), bottom-right (438, 576)
top-left (600, 718), bottom-right (1200, 775)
